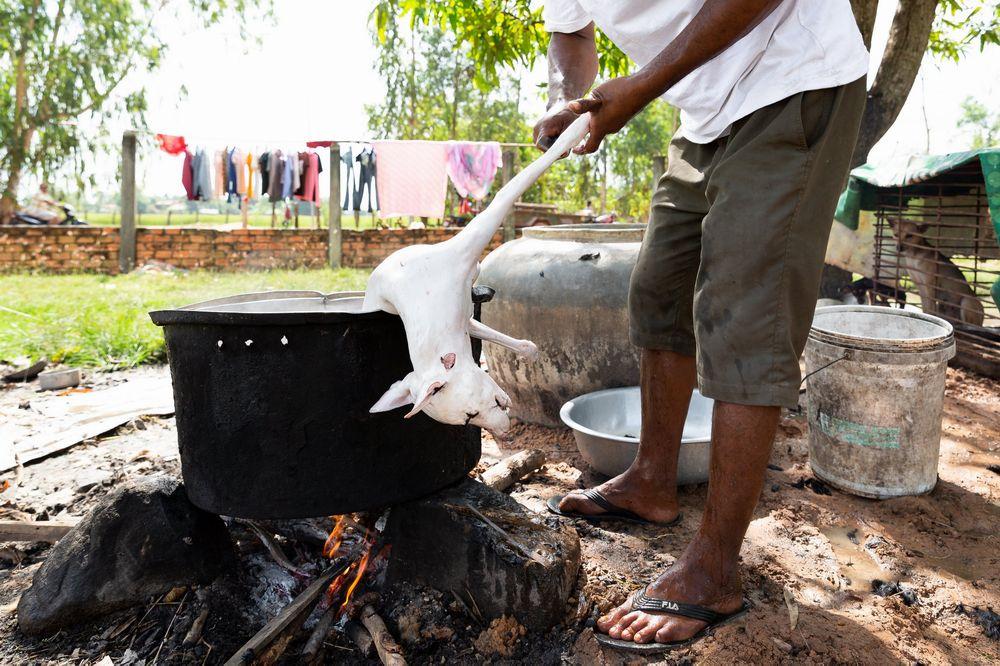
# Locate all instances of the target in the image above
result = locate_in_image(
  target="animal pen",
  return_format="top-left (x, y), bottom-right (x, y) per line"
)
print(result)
top-left (859, 150), bottom-right (1000, 377)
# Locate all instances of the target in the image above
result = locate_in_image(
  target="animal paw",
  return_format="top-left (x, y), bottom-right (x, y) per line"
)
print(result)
top-left (517, 340), bottom-right (539, 359)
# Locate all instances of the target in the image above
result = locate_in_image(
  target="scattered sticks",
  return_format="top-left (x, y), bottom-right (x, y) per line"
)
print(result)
top-left (241, 520), bottom-right (306, 576)
top-left (359, 605), bottom-right (407, 666)
top-left (301, 605), bottom-right (337, 664)
top-left (224, 566), bottom-right (342, 666)
top-left (345, 620), bottom-right (375, 658)
top-left (481, 449), bottom-right (545, 492)
top-left (183, 608), bottom-right (210, 647)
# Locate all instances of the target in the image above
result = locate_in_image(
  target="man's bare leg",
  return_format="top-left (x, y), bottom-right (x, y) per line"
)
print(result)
top-left (558, 349), bottom-right (696, 524)
top-left (596, 401), bottom-right (780, 644)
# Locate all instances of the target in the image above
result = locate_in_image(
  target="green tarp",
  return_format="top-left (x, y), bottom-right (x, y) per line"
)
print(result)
top-left (835, 147), bottom-right (1000, 246)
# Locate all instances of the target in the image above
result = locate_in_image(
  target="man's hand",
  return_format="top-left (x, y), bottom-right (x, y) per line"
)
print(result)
top-left (568, 75), bottom-right (653, 154)
top-left (533, 103), bottom-right (580, 152)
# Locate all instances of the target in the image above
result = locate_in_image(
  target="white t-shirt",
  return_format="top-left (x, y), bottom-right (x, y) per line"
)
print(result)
top-left (543, 0), bottom-right (869, 144)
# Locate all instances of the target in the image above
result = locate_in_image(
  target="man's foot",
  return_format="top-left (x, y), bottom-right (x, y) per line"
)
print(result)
top-left (558, 466), bottom-right (680, 525)
top-left (595, 545), bottom-right (743, 645)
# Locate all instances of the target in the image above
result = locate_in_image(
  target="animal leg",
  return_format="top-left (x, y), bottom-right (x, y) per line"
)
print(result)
top-left (468, 319), bottom-right (538, 358)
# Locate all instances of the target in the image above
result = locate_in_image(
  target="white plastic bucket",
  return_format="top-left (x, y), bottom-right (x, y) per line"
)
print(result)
top-left (804, 306), bottom-right (956, 498)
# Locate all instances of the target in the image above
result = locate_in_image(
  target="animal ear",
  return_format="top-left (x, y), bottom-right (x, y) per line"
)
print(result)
top-left (370, 378), bottom-right (415, 413)
top-left (440, 353), bottom-right (456, 370)
top-left (404, 380), bottom-right (446, 419)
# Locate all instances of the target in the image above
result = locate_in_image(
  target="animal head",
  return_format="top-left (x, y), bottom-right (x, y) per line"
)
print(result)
top-left (370, 357), bottom-right (512, 440)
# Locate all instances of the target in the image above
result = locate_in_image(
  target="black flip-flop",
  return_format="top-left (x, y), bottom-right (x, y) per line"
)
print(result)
top-left (546, 489), bottom-right (682, 527)
top-left (594, 589), bottom-right (751, 654)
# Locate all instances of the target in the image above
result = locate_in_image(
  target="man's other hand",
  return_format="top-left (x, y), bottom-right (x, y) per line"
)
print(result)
top-left (532, 104), bottom-right (581, 153)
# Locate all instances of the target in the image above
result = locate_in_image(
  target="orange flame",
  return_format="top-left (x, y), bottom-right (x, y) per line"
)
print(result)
top-left (322, 514), bottom-right (376, 615)
top-left (322, 515), bottom-right (349, 558)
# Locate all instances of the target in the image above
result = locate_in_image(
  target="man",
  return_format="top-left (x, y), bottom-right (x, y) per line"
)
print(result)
top-left (535, 0), bottom-right (868, 653)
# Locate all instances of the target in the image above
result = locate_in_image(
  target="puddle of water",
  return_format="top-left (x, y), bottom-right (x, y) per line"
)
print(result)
top-left (926, 552), bottom-right (984, 582)
top-left (820, 525), bottom-right (886, 592)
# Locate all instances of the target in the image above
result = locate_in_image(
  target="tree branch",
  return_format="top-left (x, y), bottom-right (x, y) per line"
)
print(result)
top-left (850, 0), bottom-right (879, 49)
top-left (852, 0), bottom-right (939, 166)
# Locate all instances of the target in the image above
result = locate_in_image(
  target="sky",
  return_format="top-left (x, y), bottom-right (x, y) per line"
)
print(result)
top-left (85, 0), bottom-right (1000, 199)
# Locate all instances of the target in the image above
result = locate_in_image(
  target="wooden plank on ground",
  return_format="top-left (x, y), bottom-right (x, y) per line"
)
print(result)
top-left (0, 519), bottom-right (78, 543)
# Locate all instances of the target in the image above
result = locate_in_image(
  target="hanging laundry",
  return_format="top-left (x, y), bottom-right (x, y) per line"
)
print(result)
top-left (269, 150), bottom-right (284, 201)
top-left (292, 153), bottom-right (303, 194)
top-left (233, 148), bottom-right (246, 196)
top-left (213, 150), bottom-right (225, 198)
top-left (245, 151), bottom-right (255, 200)
top-left (374, 141), bottom-right (446, 218)
top-left (155, 134), bottom-right (187, 155)
top-left (295, 151), bottom-right (323, 205)
top-left (225, 147), bottom-right (240, 203)
top-left (341, 146), bottom-right (356, 211)
top-left (306, 140), bottom-right (333, 148)
top-left (259, 152), bottom-right (271, 199)
top-left (192, 148), bottom-right (214, 201)
top-left (181, 151), bottom-right (195, 200)
top-left (446, 142), bottom-right (503, 200)
top-left (281, 152), bottom-right (296, 199)
top-left (355, 147), bottom-right (377, 213)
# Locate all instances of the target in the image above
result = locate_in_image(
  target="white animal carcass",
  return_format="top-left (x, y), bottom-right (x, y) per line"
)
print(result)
top-left (362, 114), bottom-right (592, 439)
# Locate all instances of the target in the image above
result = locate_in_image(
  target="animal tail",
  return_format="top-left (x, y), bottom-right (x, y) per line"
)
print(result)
top-left (446, 113), bottom-right (592, 259)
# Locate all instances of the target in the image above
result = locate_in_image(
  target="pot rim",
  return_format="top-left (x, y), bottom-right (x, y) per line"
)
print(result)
top-left (521, 223), bottom-right (645, 242)
top-left (148, 290), bottom-right (391, 327)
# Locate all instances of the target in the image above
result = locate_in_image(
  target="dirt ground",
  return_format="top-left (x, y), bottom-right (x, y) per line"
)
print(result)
top-left (0, 365), bottom-right (997, 665)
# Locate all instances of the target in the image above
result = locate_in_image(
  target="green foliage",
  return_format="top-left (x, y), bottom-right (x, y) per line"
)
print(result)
top-left (958, 95), bottom-right (1000, 148)
top-left (0, 0), bottom-right (270, 213)
top-left (367, 3), bottom-right (668, 218)
top-left (929, 0), bottom-right (1000, 61)
top-left (366, 23), bottom-right (529, 142)
top-left (523, 100), bottom-right (676, 220)
top-left (370, 0), bottom-right (630, 92)
top-left (0, 269), bottom-right (369, 369)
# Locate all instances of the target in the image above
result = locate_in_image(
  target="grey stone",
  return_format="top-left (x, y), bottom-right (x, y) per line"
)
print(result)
top-left (18, 476), bottom-right (233, 636)
top-left (382, 478), bottom-right (580, 631)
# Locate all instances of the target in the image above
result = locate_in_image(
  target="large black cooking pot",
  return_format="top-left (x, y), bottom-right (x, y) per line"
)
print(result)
top-left (150, 290), bottom-right (489, 519)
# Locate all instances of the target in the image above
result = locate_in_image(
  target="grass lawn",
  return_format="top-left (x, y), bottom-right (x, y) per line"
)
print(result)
top-left (0, 268), bottom-right (369, 369)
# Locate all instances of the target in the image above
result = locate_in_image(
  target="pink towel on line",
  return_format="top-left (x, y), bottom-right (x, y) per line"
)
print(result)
top-left (374, 141), bottom-right (449, 218)
top-left (446, 142), bottom-right (503, 200)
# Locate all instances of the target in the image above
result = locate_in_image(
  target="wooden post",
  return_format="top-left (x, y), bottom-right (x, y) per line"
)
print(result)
top-left (500, 148), bottom-right (516, 242)
top-left (652, 155), bottom-right (666, 188)
top-left (119, 131), bottom-right (138, 273)
top-left (329, 144), bottom-right (342, 268)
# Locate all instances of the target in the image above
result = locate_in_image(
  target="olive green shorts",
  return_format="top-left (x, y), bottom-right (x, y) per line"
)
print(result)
top-left (629, 77), bottom-right (866, 409)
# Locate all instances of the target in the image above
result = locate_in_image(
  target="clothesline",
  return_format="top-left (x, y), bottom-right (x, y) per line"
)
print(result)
top-left (155, 131), bottom-right (511, 219)
top-left (134, 129), bottom-right (532, 148)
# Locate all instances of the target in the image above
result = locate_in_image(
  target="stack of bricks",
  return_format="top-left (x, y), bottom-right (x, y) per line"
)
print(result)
top-left (0, 225), bottom-right (506, 274)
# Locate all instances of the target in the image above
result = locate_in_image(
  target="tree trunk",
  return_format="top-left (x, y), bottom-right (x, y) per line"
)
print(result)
top-left (852, 0), bottom-right (939, 166)
top-left (850, 0), bottom-right (879, 48)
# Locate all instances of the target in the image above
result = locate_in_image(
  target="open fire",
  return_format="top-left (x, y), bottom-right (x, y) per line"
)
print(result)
top-left (322, 514), bottom-right (379, 614)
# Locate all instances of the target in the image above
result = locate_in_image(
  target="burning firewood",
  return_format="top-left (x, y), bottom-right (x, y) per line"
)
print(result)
top-left (481, 449), bottom-right (545, 492)
top-left (223, 566), bottom-right (342, 666)
top-left (360, 604), bottom-right (407, 666)
top-left (345, 620), bottom-right (375, 658)
top-left (300, 605), bottom-right (337, 664)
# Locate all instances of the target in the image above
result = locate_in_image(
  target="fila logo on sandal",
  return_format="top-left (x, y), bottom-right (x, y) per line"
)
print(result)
top-left (663, 601), bottom-right (679, 611)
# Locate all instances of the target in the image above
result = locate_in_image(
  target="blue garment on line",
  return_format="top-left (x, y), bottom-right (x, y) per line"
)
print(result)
top-left (281, 153), bottom-right (295, 199)
top-left (226, 147), bottom-right (239, 203)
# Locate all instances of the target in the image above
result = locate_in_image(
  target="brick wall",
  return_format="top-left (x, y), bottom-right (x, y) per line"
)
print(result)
top-left (0, 226), bottom-right (119, 273)
top-left (0, 225), bottom-right (505, 274)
